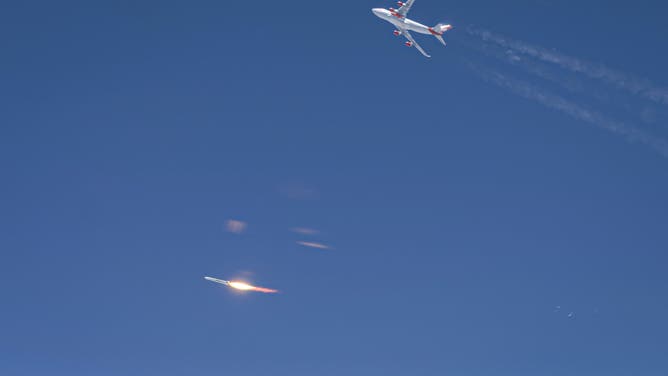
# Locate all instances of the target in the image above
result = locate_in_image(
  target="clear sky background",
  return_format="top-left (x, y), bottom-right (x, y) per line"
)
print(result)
top-left (2, 1), bottom-right (668, 375)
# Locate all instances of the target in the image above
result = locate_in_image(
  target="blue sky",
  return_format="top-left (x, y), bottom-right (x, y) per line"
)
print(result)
top-left (2, 1), bottom-right (668, 375)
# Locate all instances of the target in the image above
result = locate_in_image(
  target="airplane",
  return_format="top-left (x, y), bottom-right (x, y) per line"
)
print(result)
top-left (372, 0), bottom-right (452, 58)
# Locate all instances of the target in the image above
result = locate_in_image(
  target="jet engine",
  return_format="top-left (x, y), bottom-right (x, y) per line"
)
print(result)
top-left (397, 1), bottom-right (405, 6)
top-left (405, 41), bottom-right (413, 47)
top-left (393, 30), bottom-right (401, 36)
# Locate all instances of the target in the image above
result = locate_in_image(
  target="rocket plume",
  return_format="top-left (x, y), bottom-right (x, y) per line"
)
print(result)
top-left (205, 276), bottom-right (278, 293)
top-left (228, 281), bottom-right (278, 294)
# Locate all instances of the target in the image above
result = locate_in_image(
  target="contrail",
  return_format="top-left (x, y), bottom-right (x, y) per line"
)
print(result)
top-left (454, 33), bottom-right (612, 103)
top-left (466, 62), bottom-right (668, 157)
top-left (466, 26), bottom-right (668, 105)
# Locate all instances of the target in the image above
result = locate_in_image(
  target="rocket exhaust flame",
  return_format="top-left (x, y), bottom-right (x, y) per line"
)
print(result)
top-left (205, 276), bottom-right (278, 293)
top-left (228, 281), bottom-right (278, 294)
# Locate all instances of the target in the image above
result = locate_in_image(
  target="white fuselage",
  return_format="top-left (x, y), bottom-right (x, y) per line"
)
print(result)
top-left (371, 8), bottom-right (432, 35)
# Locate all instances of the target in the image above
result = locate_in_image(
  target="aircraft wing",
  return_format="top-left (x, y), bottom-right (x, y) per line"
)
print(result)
top-left (403, 29), bottom-right (430, 58)
top-left (397, 0), bottom-right (415, 17)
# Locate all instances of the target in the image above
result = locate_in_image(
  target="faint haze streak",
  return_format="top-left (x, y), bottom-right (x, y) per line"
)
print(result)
top-left (278, 182), bottom-right (319, 200)
top-left (291, 227), bottom-right (320, 236)
top-left (467, 62), bottom-right (668, 157)
top-left (297, 241), bottom-right (331, 250)
top-left (466, 26), bottom-right (668, 105)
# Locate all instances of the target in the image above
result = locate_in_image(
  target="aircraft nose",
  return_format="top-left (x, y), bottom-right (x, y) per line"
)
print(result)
top-left (372, 8), bottom-right (383, 17)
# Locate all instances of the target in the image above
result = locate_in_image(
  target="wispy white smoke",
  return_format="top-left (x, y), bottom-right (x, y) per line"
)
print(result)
top-left (296, 241), bottom-right (331, 250)
top-left (291, 227), bottom-right (320, 236)
top-left (456, 33), bottom-right (612, 102)
top-left (467, 62), bottom-right (668, 157)
top-left (225, 219), bottom-right (247, 234)
top-left (467, 26), bottom-right (668, 105)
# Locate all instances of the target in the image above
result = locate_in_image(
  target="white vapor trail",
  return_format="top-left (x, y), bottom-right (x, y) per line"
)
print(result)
top-left (456, 33), bottom-right (612, 103)
top-left (467, 62), bottom-right (668, 157)
top-left (467, 26), bottom-right (668, 106)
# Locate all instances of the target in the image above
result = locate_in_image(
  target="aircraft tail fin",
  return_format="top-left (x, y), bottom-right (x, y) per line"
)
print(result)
top-left (431, 23), bottom-right (452, 46)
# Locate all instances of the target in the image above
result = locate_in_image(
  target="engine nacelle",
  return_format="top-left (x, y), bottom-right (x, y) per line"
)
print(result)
top-left (405, 41), bottom-right (413, 47)
top-left (397, 1), bottom-right (405, 6)
top-left (393, 30), bottom-right (401, 36)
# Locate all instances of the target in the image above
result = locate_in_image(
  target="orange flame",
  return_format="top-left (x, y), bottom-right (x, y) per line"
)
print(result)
top-left (229, 281), bottom-right (278, 294)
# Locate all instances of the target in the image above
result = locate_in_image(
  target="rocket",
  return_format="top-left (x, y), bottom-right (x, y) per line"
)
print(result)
top-left (204, 276), bottom-right (232, 286)
top-left (204, 276), bottom-right (278, 293)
